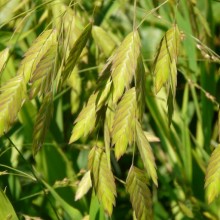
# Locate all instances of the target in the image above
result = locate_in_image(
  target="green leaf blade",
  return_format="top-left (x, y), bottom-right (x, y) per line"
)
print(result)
top-left (205, 145), bottom-right (220, 204)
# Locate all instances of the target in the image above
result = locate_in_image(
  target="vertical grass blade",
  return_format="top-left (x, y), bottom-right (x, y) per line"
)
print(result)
top-left (0, 189), bottom-right (19, 220)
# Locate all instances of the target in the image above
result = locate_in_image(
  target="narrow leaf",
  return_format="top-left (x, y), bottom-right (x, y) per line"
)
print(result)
top-left (88, 146), bottom-right (116, 216)
top-left (126, 166), bottom-right (153, 220)
top-left (61, 23), bottom-right (92, 83)
top-left (111, 31), bottom-right (140, 104)
top-left (75, 171), bottom-right (92, 201)
top-left (42, 179), bottom-right (82, 220)
top-left (112, 88), bottom-right (137, 159)
top-left (136, 120), bottom-right (158, 186)
top-left (205, 145), bottom-right (220, 203)
top-left (0, 189), bottom-right (19, 220)
top-left (32, 92), bottom-right (53, 156)
top-left (0, 75), bottom-right (26, 136)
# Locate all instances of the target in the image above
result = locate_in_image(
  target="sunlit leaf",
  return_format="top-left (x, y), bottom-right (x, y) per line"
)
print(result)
top-left (0, 189), bottom-right (19, 220)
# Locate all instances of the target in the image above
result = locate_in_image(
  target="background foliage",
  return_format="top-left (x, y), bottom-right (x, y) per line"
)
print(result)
top-left (0, 0), bottom-right (220, 219)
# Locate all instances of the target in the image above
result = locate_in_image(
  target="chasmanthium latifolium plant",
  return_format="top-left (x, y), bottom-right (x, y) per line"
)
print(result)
top-left (0, 1), bottom-right (220, 219)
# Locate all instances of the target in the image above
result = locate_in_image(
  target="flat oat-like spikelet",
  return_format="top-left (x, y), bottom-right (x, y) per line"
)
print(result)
top-left (32, 92), bottom-right (53, 156)
top-left (205, 145), bottom-right (220, 204)
top-left (88, 146), bottom-right (116, 216)
top-left (69, 93), bottom-right (97, 144)
top-left (111, 88), bottom-right (137, 159)
top-left (154, 25), bottom-right (180, 94)
top-left (69, 63), bottom-right (112, 144)
top-left (0, 75), bottom-right (26, 136)
top-left (154, 25), bottom-right (180, 124)
top-left (135, 55), bottom-right (146, 120)
top-left (29, 44), bottom-right (57, 99)
top-left (136, 120), bottom-right (158, 186)
top-left (92, 26), bottom-right (116, 57)
top-left (126, 166), bottom-right (153, 220)
top-left (111, 31), bottom-right (140, 104)
top-left (61, 23), bottom-right (92, 84)
top-left (18, 29), bottom-right (57, 83)
top-left (75, 170), bottom-right (92, 201)
top-left (0, 48), bottom-right (9, 75)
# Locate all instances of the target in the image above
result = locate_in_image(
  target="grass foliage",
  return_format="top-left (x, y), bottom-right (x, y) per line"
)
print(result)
top-left (0, 0), bottom-right (220, 219)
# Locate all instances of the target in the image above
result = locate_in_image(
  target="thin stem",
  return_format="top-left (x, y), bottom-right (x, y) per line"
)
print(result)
top-left (5, 135), bottom-right (61, 220)
top-left (137, 0), bottom-right (169, 29)
top-left (133, 0), bottom-right (137, 31)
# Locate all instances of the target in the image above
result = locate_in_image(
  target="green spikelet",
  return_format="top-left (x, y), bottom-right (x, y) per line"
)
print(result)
top-left (0, 48), bottom-right (9, 75)
top-left (111, 31), bottom-right (141, 104)
top-left (18, 29), bottom-right (57, 83)
top-left (126, 166), bottom-right (153, 220)
top-left (0, 75), bottom-right (26, 136)
top-left (32, 92), bottom-right (53, 156)
top-left (29, 44), bottom-right (57, 99)
top-left (61, 23), bottom-right (92, 84)
top-left (136, 120), bottom-right (158, 186)
top-left (88, 146), bottom-right (116, 216)
top-left (154, 25), bottom-right (180, 94)
top-left (111, 88), bottom-right (137, 159)
top-left (69, 94), bottom-right (97, 144)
